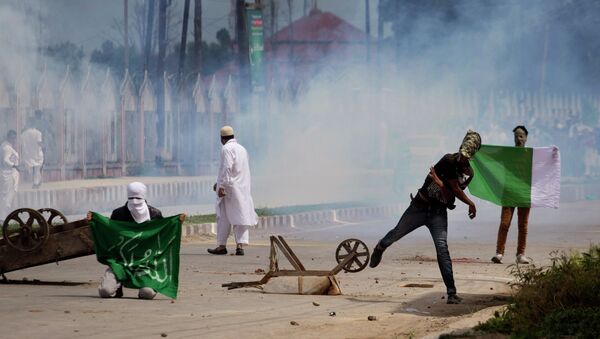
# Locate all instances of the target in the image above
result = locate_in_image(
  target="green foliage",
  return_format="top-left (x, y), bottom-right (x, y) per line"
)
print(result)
top-left (199, 28), bottom-right (233, 76)
top-left (477, 245), bottom-right (600, 338)
top-left (538, 307), bottom-right (600, 339)
top-left (473, 309), bottom-right (511, 335)
top-left (253, 202), bottom-right (370, 217)
top-left (42, 41), bottom-right (85, 74)
top-left (90, 40), bottom-right (130, 76)
top-left (186, 214), bottom-right (216, 224)
top-left (90, 28), bottom-right (233, 84)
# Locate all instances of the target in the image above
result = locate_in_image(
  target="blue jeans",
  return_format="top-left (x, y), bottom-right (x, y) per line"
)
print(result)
top-left (377, 202), bottom-right (457, 295)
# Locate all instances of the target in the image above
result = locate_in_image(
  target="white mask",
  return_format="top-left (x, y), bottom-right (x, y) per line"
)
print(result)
top-left (126, 182), bottom-right (150, 223)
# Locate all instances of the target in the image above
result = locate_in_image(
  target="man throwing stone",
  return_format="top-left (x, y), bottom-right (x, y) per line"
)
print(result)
top-left (208, 126), bottom-right (258, 256)
top-left (369, 130), bottom-right (482, 304)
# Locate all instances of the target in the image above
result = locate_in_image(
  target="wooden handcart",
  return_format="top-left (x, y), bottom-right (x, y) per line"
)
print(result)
top-left (0, 208), bottom-right (93, 278)
top-left (222, 235), bottom-right (370, 294)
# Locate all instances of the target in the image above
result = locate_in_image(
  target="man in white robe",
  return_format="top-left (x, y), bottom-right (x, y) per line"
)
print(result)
top-left (208, 126), bottom-right (258, 256)
top-left (0, 130), bottom-right (19, 222)
top-left (20, 125), bottom-right (44, 189)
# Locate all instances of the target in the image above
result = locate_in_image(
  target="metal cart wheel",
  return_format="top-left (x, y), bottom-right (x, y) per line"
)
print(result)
top-left (38, 208), bottom-right (68, 226)
top-left (2, 208), bottom-right (50, 252)
top-left (335, 238), bottom-right (370, 273)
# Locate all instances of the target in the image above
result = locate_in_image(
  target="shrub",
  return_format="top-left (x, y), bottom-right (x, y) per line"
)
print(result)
top-left (477, 244), bottom-right (600, 338)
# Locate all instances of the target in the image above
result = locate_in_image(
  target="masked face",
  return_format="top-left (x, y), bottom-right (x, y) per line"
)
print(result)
top-left (459, 130), bottom-right (481, 159)
top-left (514, 129), bottom-right (527, 147)
top-left (128, 197), bottom-right (145, 205)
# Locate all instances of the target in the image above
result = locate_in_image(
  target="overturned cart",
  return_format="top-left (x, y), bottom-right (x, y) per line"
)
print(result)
top-left (0, 208), bottom-right (93, 278)
top-left (223, 236), bottom-right (371, 295)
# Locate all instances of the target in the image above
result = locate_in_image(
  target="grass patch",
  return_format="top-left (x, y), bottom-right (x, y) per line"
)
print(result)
top-left (186, 214), bottom-right (217, 224)
top-left (185, 201), bottom-right (372, 224)
top-left (476, 244), bottom-right (600, 338)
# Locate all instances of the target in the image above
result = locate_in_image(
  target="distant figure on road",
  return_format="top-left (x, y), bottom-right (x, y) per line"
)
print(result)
top-left (0, 130), bottom-right (19, 221)
top-left (491, 126), bottom-right (533, 265)
top-left (97, 182), bottom-right (164, 299)
top-left (21, 110), bottom-right (45, 189)
top-left (369, 130), bottom-right (482, 305)
top-left (208, 126), bottom-right (258, 256)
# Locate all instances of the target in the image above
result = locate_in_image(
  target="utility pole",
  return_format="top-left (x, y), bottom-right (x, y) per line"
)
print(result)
top-left (394, 0), bottom-right (400, 70)
top-left (236, 0), bottom-right (249, 115)
top-left (157, 0), bottom-right (168, 152)
top-left (287, 0), bottom-right (294, 63)
top-left (193, 0), bottom-right (203, 75)
top-left (377, 0), bottom-right (383, 60)
top-left (270, 0), bottom-right (276, 37)
top-left (365, 0), bottom-right (370, 63)
top-left (179, 0), bottom-right (191, 82)
top-left (124, 0), bottom-right (129, 71)
top-left (540, 24), bottom-right (549, 94)
top-left (175, 0), bottom-right (191, 173)
top-left (144, 0), bottom-right (156, 72)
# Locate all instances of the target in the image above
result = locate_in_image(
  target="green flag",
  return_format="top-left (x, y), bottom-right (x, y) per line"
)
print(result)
top-left (89, 213), bottom-right (182, 299)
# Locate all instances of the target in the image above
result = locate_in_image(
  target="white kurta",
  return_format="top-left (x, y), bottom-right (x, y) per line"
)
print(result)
top-left (216, 139), bottom-right (258, 226)
top-left (20, 128), bottom-right (44, 168)
top-left (0, 141), bottom-right (19, 220)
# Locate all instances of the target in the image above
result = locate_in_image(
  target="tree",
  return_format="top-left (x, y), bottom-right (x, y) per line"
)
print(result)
top-left (193, 0), bottom-right (203, 74)
top-left (202, 28), bottom-right (233, 76)
top-left (42, 41), bottom-right (85, 75)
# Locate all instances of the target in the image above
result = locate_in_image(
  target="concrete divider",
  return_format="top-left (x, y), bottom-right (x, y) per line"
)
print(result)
top-left (15, 178), bottom-right (215, 215)
top-left (183, 204), bottom-right (403, 237)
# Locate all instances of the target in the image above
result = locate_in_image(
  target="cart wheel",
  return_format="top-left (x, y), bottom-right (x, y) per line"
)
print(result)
top-left (335, 238), bottom-right (370, 273)
top-left (38, 208), bottom-right (68, 226)
top-left (2, 208), bottom-right (50, 252)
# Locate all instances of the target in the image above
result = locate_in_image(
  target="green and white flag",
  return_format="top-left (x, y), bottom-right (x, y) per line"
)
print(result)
top-left (89, 213), bottom-right (182, 299)
top-left (468, 145), bottom-right (561, 208)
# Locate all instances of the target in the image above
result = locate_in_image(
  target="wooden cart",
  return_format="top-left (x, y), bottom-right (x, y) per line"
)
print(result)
top-left (0, 208), bottom-right (94, 278)
top-left (222, 235), bottom-right (370, 294)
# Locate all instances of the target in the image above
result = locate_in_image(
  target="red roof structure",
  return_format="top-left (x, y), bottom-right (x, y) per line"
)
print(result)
top-left (267, 7), bottom-right (370, 84)
top-left (204, 7), bottom-right (371, 95)
top-left (271, 7), bottom-right (369, 43)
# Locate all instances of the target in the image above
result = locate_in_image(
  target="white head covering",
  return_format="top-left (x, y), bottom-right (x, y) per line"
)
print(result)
top-left (126, 182), bottom-right (150, 223)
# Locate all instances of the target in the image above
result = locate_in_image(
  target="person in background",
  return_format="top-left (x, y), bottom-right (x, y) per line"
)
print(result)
top-left (491, 126), bottom-right (533, 265)
top-left (21, 110), bottom-right (45, 189)
top-left (0, 130), bottom-right (19, 221)
top-left (369, 130), bottom-right (481, 305)
top-left (208, 126), bottom-right (258, 256)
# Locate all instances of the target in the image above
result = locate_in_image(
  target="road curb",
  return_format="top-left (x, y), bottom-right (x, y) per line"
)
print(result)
top-left (183, 204), bottom-right (403, 237)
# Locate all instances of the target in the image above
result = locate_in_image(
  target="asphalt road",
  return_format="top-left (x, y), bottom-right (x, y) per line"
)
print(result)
top-left (0, 200), bottom-right (598, 338)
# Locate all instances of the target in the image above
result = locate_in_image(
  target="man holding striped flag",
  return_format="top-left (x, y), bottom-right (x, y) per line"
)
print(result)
top-left (468, 126), bottom-right (561, 265)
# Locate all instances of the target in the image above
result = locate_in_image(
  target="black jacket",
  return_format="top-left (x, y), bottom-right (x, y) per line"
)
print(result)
top-left (110, 203), bottom-right (163, 222)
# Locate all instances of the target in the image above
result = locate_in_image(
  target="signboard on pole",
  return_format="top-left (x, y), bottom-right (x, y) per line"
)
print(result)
top-left (246, 8), bottom-right (265, 92)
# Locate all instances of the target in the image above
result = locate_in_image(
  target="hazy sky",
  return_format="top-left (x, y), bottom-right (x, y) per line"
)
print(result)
top-left (38, 0), bottom-right (382, 54)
